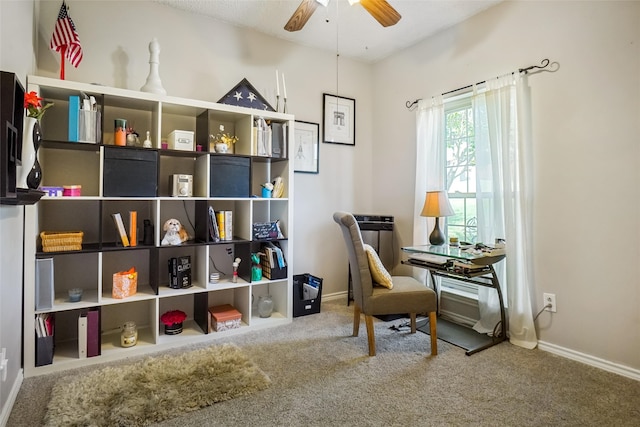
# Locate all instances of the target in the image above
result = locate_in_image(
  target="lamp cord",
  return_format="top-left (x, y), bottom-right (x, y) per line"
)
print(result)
top-left (335, 0), bottom-right (339, 95)
top-left (534, 303), bottom-right (552, 321)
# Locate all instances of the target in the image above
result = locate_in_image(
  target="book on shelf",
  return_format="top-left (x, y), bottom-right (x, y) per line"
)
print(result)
top-left (129, 211), bottom-right (137, 247)
top-left (35, 313), bottom-right (54, 338)
top-left (224, 210), bottom-right (233, 241)
top-left (208, 206), bottom-right (220, 242)
top-left (168, 256), bottom-right (192, 289)
top-left (86, 309), bottom-right (100, 358)
top-left (215, 211), bottom-right (225, 241)
top-left (111, 213), bottom-right (130, 247)
top-left (271, 122), bottom-right (287, 158)
top-left (78, 313), bottom-right (87, 359)
top-left (68, 95), bottom-right (80, 142)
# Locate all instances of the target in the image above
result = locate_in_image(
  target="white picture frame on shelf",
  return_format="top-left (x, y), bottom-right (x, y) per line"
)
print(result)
top-left (293, 120), bottom-right (319, 174)
top-left (323, 93), bottom-right (355, 146)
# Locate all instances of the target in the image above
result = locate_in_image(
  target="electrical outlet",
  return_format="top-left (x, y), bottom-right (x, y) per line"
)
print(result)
top-left (543, 293), bottom-right (557, 313)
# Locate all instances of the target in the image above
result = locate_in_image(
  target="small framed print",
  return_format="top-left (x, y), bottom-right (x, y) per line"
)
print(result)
top-left (293, 121), bottom-right (319, 174)
top-left (323, 93), bottom-right (355, 146)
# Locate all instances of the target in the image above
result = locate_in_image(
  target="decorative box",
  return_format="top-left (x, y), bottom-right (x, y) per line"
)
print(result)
top-left (168, 130), bottom-right (194, 151)
top-left (41, 186), bottom-right (64, 197)
top-left (63, 185), bottom-right (82, 197)
top-left (112, 267), bottom-right (137, 299)
top-left (208, 304), bottom-right (242, 332)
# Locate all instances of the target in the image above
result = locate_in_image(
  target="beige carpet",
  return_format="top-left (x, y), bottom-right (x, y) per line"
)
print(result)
top-left (9, 301), bottom-right (640, 426)
top-left (43, 343), bottom-right (270, 426)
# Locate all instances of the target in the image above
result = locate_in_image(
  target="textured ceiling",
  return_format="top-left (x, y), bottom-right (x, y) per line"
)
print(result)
top-left (153, 0), bottom-right (503, 63)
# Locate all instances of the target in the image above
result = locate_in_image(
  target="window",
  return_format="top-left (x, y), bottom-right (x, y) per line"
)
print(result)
top-left (445, 96), bottom-right (477, 244)
top-left (443, 95), bottom-right (478, 297)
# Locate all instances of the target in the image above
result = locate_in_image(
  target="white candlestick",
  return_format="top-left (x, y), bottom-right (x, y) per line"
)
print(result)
top-left (276, 69), bottom-right (280, 96)
top-left (282, 73), bottom-right (287, 99)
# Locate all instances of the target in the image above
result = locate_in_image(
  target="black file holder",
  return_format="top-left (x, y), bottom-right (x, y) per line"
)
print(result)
top-left (36, 335), bottom-right (54, 367)
top-left (293, 274), bottom-right (323, 317)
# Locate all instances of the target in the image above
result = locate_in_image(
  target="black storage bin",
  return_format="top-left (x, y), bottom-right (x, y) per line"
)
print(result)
top-left (210, 155), bottom-right (250, 197)
top-left (293, 274), bottom-right (323, 317)
top-left (103, 147), bottom-right (158, 197)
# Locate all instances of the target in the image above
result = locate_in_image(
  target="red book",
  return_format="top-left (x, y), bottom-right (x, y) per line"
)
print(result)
top-left (86, 309), bottom-right (100, 357)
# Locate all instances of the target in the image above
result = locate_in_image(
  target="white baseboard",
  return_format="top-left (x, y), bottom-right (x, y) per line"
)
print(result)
top-left (538, 341), bottom-right (640, 381)
top-left (0, 369), bottom-right (23, 427)
top-left (325, 291), bottom-right (638, 381)
top-left (322, 291), bottom-right (347, 303)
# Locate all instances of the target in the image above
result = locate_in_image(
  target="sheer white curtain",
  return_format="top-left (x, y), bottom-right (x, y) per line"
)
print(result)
top-left (472, 74), bottom-right (537, 348)
top-left (413, 97), bottom-right (444, 283)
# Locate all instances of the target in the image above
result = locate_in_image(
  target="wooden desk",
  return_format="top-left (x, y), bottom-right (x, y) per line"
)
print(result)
top-left (401, 244), bottom-right (507, 355)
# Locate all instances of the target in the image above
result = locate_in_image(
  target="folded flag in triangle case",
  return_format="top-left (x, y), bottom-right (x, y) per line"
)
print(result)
top-left (218, 79), bottom-right (275, 112)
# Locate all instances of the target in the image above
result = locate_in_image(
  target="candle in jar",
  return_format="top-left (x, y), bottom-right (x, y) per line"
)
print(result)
top-left (114, 119), bottom-right (127, 146)
top-left (120, 321), bottom-right (138, 347)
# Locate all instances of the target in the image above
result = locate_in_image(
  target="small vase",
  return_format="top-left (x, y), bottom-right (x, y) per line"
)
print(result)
top-left (164, 322), bottom-right (183, 335)
top-left (26, 119), bottom-right (43, 189)
top-left (258, 295), bottom-right (274, 318)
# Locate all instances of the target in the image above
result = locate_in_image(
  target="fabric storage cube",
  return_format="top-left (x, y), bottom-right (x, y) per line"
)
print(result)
top-left (208, 304), bottom-right (242, 332)
top-left (103, 147), bottom-right (158, 197)
top-left (210, 156), bottom-right (250, 197)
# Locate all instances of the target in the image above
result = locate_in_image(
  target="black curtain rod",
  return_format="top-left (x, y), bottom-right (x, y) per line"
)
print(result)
top-left (405, 58), bottom-right (552, 111)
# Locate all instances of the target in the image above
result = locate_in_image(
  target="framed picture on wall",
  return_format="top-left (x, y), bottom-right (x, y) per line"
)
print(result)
top-left (323, 93), bottom-right (355, 146)
top-left (293, 120), bottom-right (319, 174)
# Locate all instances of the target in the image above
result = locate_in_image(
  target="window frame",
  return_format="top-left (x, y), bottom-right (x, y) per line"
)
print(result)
top-left (442, 93), bottom-right (478, 297)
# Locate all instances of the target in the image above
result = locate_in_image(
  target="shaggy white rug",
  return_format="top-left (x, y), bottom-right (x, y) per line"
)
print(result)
top-left (44, 343), bottom-right (271, 426)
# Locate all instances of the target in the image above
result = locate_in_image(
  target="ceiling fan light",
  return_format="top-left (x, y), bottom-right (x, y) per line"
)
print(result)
top-left (348, 0), bottom-right (360, 5)
top-left (316, 0), bottom-right (330, 7)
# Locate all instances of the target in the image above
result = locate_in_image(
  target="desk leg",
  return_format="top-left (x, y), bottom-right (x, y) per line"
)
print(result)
top-left (464, 266), bottom-right (507, 356)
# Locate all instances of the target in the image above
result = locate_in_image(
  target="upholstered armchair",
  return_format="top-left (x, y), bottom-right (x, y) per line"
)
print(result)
top-left (333, 211), bottom-right (438, 356)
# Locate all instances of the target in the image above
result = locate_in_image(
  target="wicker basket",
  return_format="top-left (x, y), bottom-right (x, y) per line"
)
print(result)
top-left (40, 231), bottom-right (83, 252)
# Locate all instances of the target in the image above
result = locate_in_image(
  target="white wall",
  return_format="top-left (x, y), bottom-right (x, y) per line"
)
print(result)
top-left (0, 0), bottom-right (37, 422)
top-left (373, 1), bottom-right (640, 371)
top-left (18, 0), bottom-right (637, 389)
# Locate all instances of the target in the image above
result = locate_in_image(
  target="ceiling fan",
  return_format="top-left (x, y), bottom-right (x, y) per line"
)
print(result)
top-left (284, 0), bottom-right (401, 32)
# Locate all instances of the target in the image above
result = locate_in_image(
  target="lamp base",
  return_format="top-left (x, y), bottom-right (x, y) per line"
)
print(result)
top-left (429, 217), bottom-right (446, 246)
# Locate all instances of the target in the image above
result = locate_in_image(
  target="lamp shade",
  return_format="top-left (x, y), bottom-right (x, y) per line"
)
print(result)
top-left (420, 191), bottom-right (454, 218)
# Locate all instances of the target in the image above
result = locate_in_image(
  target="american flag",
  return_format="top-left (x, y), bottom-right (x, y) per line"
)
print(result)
top-left (49, 1), bottom-right (82, 68)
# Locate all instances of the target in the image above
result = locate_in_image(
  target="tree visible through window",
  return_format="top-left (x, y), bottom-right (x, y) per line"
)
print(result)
top-left (445, 97), bottom-right (477, 243)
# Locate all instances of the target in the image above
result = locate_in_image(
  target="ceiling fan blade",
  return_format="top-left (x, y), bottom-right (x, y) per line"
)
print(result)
top-left (360, 0), bottom-right (401, 27)
top-left (284, 0), bottom-right (320, 32)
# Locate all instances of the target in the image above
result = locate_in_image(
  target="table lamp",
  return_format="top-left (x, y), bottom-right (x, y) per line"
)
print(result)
top-left (421, 190), bottom-right (454, 245)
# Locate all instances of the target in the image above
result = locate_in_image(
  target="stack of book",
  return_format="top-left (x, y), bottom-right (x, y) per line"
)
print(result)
top-left (260, 242), bottom-right (287, 280)
top-left (111, 211), bottom-right (138, 247)
top-left (77, 308), bottom-right (100, 359)
top-left (208, 207), bottom-right (233, 242)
